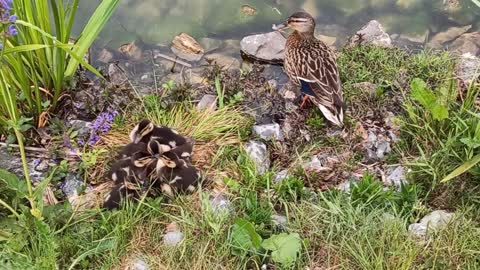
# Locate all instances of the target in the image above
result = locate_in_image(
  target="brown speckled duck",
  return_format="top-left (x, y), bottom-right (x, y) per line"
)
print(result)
top-left (274, 11), bottom-right (345, 127)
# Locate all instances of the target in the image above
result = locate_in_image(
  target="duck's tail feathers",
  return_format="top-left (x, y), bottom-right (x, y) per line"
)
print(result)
top-left (318, 104), bottom-right (344, 127)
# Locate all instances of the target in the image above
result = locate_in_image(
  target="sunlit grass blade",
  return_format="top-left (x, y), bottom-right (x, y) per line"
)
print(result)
top-left (65, 0), bottom-right (120, 77)
top-left (441, 153), bottom-right (480, 182)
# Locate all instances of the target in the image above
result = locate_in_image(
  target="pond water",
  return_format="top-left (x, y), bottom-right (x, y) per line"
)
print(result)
top-left (76, 0), bottom-right (479, 50)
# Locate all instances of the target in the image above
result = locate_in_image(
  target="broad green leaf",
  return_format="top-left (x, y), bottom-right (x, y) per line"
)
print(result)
top-left (410, 78), bottom-right (436, 109)
top-left (229, 218), bottom-right (262, 253)
top-left (431, 104), bottom-right (449, 120)
top-left (262, 233), bottom-right (302, 266)
top-left (441, 153), bottom-right (480, 182)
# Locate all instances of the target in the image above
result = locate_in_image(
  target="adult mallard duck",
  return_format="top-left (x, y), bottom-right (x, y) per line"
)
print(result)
top-left (273, 11), bottom-right (345, 127)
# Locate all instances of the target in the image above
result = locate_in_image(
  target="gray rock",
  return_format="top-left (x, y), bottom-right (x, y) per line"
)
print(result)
top-left (244, 140), bottom-right (270, 175)
top-left (240, 31), bottom-right (286, 64)
top-left (253, 123), bottom-right (284, 141)
top-left (171, 33), bottom-right (204, 62)
top-left (408, 210), bottom-right (455, 237)
top-left (303, 155), bottom-right (328, 173)
top-left (129, 257), bottom-right (149, 270)
top-left (385, 166), bottom-right (408, 189)
top-left (337, 180), bottom-right (354, 193)
top-left (272, 214), bottom-right (287, 228)
top-left (163, 231), bottom-right (184, 246)
top-left (209, 192), bottom-right (232, 215)
top-left (60, 173), bottom-right (85, 198)
top-left (69, 120), bottom-right (92, 137)
top-left (349, 20), bottom-right (392, 47)
top-left (456, 53), bottom-right (480, 85)
top-left (365, 131), bottom-right (392, 161)
top-left (274, 170), bottom-right (289, 184)
top-left (196, 94), bottom-right (217, 111)
top-left (0, 146), bottom-right (45, 183)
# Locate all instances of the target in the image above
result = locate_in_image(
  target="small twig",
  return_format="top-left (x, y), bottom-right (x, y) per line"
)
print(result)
top-left (0, 142), bottom-right (82, 158)
top-left (153, 52), bottom-right (192, 68)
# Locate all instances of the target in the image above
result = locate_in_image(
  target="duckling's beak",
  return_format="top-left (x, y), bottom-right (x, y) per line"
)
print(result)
top-left (272, 21), bottom-right (288, 31)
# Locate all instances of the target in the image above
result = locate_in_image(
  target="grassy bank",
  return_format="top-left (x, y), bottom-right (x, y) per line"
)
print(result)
top-left (1, 44), bottom-right (480, 269)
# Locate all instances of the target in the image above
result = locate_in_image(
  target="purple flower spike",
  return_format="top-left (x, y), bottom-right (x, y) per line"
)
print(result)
top-left (7, 24), bottom-right (17, 36)
top-left (8, 14), bottom-right (16, 22)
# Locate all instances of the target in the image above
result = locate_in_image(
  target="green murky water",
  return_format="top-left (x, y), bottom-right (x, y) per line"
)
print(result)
top-left (76, 0), bottom-right (480, 49)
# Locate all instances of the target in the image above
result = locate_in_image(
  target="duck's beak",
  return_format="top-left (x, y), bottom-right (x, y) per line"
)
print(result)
top-left (272, 21), bottom-right (288, 31)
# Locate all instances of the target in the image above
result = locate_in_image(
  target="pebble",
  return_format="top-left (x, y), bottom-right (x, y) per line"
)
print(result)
top-left (196, 94), bottom-right (218, 111)
top-left (385, 166), bottom-right (408, 189)
top-left (253, 123), bottom-right (284, 141)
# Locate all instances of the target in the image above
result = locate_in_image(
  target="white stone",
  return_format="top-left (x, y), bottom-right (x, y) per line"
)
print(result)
top-left (408, 210), bottom-right (454, 237)
top-left (163, 231), bottom-right (184, 246)
top-left (253, 123), bottom-right (284, 141)
top-left (244, 140), bottom-right (270, 175)
top-left (196, 94), bottom-right (217, 111)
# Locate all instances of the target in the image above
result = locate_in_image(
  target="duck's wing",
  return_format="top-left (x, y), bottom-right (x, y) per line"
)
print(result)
top-left (294, 46), bottom-right (345, 126)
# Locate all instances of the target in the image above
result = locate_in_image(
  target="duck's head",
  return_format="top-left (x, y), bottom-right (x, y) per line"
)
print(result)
top-left (273, 11), bottom-right (315, 34)
top-left (129, 119), bottom-right (155, 144)
top-left (147, 139), bottom-right (172, 156)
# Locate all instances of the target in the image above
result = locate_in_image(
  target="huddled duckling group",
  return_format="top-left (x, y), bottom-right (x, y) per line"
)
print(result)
top-left (103, 119), bottom-right (201, 209)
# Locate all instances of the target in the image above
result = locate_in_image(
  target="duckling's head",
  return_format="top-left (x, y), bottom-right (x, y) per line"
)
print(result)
top-left (129, 119), bottom-right (155, 144)
top-left (147, 138), bottom-right (172, 156)
top-left (273, 11), bottom-right (315, 34)
top-left (131, 151), bottom-right (155, 168)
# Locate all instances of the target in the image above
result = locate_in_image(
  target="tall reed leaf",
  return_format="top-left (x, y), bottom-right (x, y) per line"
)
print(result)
top-left (65, 0), bottom-right (120, 77)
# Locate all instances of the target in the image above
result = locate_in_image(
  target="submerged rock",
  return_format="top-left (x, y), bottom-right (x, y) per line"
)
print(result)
top-left (349, 20), bottom-right (392, 47)
top-left (118, 41), bottom-right (143, 61)
top-left (428, 25), bottom-right (471, 49)
top-left (240, 4), bottom-right (257, 16)
top-left (253, 123), bottom-right (284, 141)
top-left (244, 140), bottom-right (270, 175)
top-left (171, 33), bottom-right (205, 62)
top-left (450, 32), bottom-right (480, 55)
top-left (204, 53), bottom-right (241, 71)
top-left (408, 210), bottom-right (454, 237)
top-left (240, 31), bottom-right (286, 64)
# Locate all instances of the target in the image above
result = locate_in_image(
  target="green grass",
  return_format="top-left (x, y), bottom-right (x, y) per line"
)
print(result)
top-left (2, 44), bottom-right (480, 269)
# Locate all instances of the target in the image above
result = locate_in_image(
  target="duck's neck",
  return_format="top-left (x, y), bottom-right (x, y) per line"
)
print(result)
top-left (294, 30), bottom-right (315, 39)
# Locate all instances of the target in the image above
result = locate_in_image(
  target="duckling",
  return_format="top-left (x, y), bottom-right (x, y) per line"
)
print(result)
top-left (116, 142), bottom-right (148, 159)
top-left (103, 182), bottom-right (126, 210)
top-left (158, 164), bottom-right (201, 198)
top-left (130, 119), bottom-right (187, 148)
top-left (273, 11), bottom-right (345, 127)
top-left (107, 158), bottom-right (132, 183)
top-left (148, 137), bottom-right (194, 163)
top-left (130, 151), bottom-right (159, 189)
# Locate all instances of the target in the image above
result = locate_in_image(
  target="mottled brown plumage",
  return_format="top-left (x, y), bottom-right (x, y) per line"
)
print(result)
top-left (274, 11), bottom-right (345, 127)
